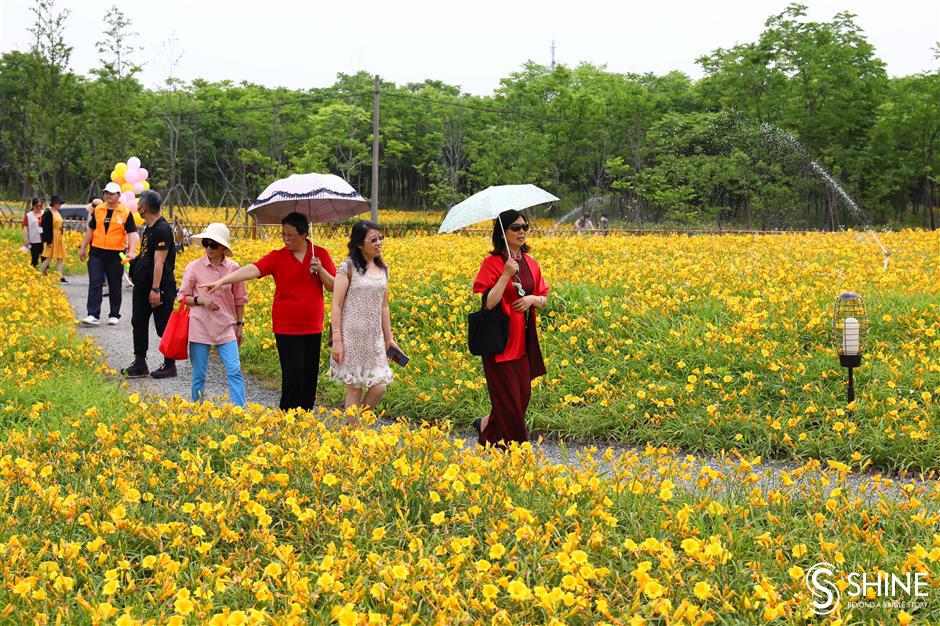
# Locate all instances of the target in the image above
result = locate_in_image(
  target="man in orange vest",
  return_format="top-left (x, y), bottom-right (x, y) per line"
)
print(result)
top-left (78, 182), bottom-right (140, 325)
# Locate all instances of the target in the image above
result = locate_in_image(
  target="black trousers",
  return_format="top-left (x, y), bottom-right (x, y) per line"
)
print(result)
top-left (131, 284), bottom-right (175, 360)
top-left (274, 333), bottom-right (321, 411)
top-left (87, 253), bottom-right (124, 319)
top-left (29, 243), bottom-right (44, 267)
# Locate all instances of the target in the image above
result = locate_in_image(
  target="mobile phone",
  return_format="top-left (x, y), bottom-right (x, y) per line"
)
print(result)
top-left (386, 346), bottom-right (409, 367)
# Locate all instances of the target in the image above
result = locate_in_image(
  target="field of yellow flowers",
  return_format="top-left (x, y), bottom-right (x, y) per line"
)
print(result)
top-left (1, 224), bottom-right (936, 472)
top-left (1, 235), bottom-right (939, 624)
top-left (164, 228), bottom-right (937, 474)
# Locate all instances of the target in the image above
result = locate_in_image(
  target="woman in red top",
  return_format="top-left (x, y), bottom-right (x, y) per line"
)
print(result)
top-left (206, 212), bottom-right (336, 410)
top-left (472, 209), bottom-right (549, 446)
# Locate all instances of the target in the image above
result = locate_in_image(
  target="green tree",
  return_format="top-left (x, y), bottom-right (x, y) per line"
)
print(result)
top-left (21, 0), bottom-right (78, 197)
top-left (295, 102), bottom-right (371, 184)
top-left (90, 5), bottom-right (144, 159)
top-left (867, 73), bottom-right (940, 228)
top-left (698, 3), bottom-right (888, 228)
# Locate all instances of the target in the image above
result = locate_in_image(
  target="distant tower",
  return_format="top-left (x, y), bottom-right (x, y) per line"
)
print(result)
top-left (550, 37), bottom-right (556, 69)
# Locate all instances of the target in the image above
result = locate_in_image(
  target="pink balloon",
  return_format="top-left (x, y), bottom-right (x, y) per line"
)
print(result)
top-left (127, 157), bottom-right (141, 169)
top-left (122, 191), bottom-right (134, 204)
top-left (138, 168), bottom-right (149, 181)
top-left (133, 182), bottom-right (144, 193)
top-left (124, 169), bottom-right (140, 184)
top-left (128, 198), bottom-right (138, 211)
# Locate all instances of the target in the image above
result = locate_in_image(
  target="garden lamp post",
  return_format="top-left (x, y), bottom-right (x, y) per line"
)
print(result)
top-left (832, 292), bottom-right (867, 408)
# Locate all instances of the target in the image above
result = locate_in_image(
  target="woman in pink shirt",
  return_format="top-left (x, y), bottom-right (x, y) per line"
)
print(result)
top-left (178, 223), bottom-right (248, 406)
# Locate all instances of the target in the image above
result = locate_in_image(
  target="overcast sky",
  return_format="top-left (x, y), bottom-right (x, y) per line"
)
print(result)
top-left (1, 0), bottom-right (937, 94)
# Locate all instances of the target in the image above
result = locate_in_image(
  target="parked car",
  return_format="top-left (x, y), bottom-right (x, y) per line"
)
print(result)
top-left (56, 204), bottom-right (89, 232)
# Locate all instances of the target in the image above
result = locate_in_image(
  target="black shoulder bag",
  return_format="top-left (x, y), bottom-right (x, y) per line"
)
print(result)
top-left (468, 290), bottom-right (510, 356)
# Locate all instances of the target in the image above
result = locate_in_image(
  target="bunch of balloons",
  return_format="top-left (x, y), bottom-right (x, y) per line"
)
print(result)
top-left (109, 157), bottom-right (150, 212)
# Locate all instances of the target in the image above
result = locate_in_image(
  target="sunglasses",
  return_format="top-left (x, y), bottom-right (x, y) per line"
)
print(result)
top-left (369, 235), bottom-right (385, 244)
top-left (202, 240), bottom-right (221, 250)
top-left (507, 223), bottom-right (530, 232)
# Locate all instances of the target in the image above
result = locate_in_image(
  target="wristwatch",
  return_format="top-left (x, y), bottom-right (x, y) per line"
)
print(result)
top-left (151, 288), bottom-right (160, 293)
top-left (235, 321), bottom-right (244, 326)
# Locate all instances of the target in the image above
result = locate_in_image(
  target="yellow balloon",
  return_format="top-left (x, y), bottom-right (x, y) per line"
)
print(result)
top-left (111, 171), bottom-right (122, 184)
top-left (115, 162), bottom-right (128, 174)
top-left (142, 180), bottom-right (150, 190)
top-left (121, 182), bottom-right (134, 192)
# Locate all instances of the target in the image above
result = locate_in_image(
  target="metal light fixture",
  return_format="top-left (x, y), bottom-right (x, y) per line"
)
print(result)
top-left (832, 292), bottom-right (867, 406)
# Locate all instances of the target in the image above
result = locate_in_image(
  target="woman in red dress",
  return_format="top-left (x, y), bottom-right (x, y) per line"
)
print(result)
top-left (472, 209), bottom-right (549, 446)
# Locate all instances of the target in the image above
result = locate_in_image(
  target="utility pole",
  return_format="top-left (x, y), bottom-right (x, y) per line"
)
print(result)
top-left (550, 37), bottom-right (556, 69)
top-left (371, 74), bottom-right (380, 222)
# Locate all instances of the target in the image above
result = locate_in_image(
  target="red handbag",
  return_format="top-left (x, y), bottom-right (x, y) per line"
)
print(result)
top-left (159, 301), bottom-right (190, 360)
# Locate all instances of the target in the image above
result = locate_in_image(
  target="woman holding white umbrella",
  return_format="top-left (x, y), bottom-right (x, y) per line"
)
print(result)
top-left (471, 209), bottom-right (549, 446)
top-left (439, 185), bottom-right (555, 446)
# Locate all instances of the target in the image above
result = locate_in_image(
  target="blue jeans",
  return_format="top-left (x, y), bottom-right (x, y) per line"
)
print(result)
top-left (190, 341), bottom-right (245, 407)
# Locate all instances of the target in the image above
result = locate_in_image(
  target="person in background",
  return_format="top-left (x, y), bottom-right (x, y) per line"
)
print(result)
top-left (574, 214), bottom-right (585, 232)
top-left (472, 209), bottom-right (550, 447)
top-left (22, 198), bottom-right (44, 268)
top-left (39, 195), bottom-right (67, 282)
top-left (124, 190), bottom-right (177, 379)
top-left (178, 223), bottom-right (247, 406)
top-left (205, 211), bottom-right (335, 411)
top-left (329, 220), bottom-right (400, 419)
top-left (79, 182), bottom-right (139, 325)
top-left (599, 213), bottom-right (609, 234)
top-left (574, 213), bottom-right (595, 233)
top-left (582, 213), bottom-right (595, 233)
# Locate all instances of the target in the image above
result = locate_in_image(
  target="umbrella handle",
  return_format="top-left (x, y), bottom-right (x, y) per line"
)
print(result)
top-left (500, 222), bottom-right (521, 290)
top-left (501, 221), bottom-right (512, 263)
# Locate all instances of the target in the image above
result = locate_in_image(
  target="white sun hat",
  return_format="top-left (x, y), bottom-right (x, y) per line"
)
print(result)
top-left (192, 222), bottom-right (234, 256)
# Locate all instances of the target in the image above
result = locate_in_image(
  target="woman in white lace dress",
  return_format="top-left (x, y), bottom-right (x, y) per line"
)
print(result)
top-left (329, 220), bottom-right (401, 417)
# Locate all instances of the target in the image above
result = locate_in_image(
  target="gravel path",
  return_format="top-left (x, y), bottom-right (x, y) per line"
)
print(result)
top-left (61, 276), bottom-right (933, 501)
top-left (62, 275), bottom-right (281, 407)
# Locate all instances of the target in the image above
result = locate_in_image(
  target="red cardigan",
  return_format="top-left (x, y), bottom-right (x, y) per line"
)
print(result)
top-left (473, 253), bottom-right (549, 374)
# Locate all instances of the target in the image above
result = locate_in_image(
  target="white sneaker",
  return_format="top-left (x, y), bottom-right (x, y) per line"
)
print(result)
top-left (80, 315), bottom-right (100, 326)
top-left (108, 317), bottom-right (120, 325)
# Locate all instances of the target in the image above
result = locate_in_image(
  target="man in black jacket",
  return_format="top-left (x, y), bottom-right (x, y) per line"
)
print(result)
top-left (123, 190), bottom-right (178, 379)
